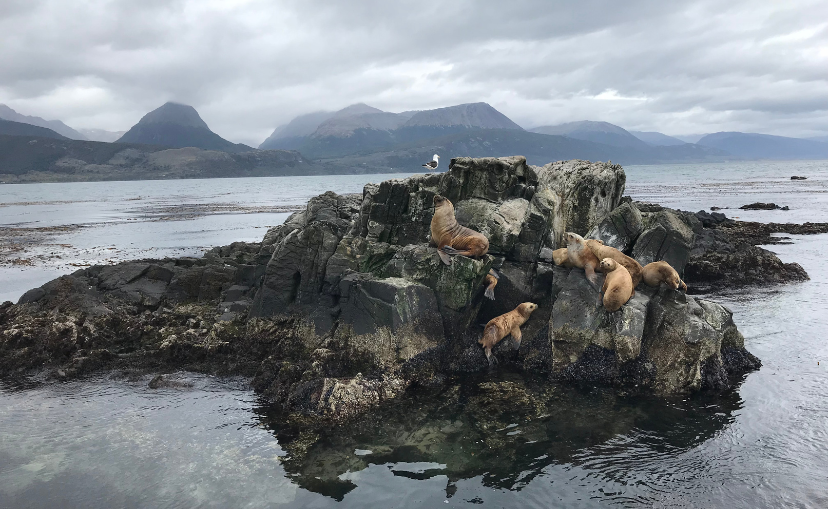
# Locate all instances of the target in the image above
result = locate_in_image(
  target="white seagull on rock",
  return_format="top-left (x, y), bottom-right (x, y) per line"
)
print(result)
top-left (422, 154), bottom-right (440, 170)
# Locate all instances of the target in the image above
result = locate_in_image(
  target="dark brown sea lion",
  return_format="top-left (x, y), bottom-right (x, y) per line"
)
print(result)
top-left (598, 258), bottom-right (634, 312)
top-left (642, 261), bottom-right (687, 292)
top-left (479, 302), bottom-right (538, 363)
top-left (564, 232), bottom-right (600, 284)
top-left (431, 195), bottom-right (489, 265)
top-left (483, 269), bottom-right (499, 300)
top-left (586, 239), bottom-right (644, 287)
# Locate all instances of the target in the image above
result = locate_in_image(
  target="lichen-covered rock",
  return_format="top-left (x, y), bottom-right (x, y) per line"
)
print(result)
top-left (535, 159), bottom-right (626, 246)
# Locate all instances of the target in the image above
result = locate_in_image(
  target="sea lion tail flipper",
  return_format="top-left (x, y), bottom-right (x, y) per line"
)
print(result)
top-left (484, 286), bottom-right (495, 300)
top-left (437, 250), bottom-right (452, 265)
top-left (442, 246), bottom-right (460, 255)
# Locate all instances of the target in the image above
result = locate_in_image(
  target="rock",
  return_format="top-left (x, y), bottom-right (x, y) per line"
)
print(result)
top-left (739, 202), bottom-right (789, 211)
top-left (535, 159), bottom-right (626, 246)
top-left (586, 201), bottom-right (643, 252)
top-left (17, 287), bottom-right (46, 304)
top-left (549, 270), bottom-right (649, 384)
top-left (632, 208), bottom-right (697, 274)
top-left (0, 156), bottom-right (765, 427)
top-left (694, 210), bottom-right (731, 228)
top-left (791, 176), bottom-right (807, 180)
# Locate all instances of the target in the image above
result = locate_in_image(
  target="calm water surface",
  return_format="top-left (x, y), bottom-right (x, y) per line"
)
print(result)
top-left (1, 161), bottom-right (827, 507)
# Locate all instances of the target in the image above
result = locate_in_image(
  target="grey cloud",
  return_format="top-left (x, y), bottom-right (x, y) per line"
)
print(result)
top-left (1, 0), bottom-right (826, 146)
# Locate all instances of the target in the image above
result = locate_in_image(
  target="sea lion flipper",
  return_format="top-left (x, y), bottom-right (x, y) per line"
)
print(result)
top-left (489, 268), bottom-right (500, 279)
top-left (441, 245), bottom-right (460, 255)
top-left (438, 250), bottom-right (452, 265)
top-left (484, 287), bottom-right (495, 300)
top-left (511, 327), bottom-right (522, 348)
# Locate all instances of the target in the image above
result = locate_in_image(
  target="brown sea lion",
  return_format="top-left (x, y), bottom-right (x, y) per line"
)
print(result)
top-left (598, 258), bottom-right (634, 312)
top-left (552, 248), bottom-right (573, 268)
top-left (564, 232), bottom-right (600, 283)
top-left (479, 302), bottom-right (538, 363)
top-left (483, 268), bottom-right (499, 300)
top-left (642, 261), bottom-right (687, 292)
top-left (431, 195), bottom-right (490, 265)
top-left (586, 239), bottom-right (644, 287)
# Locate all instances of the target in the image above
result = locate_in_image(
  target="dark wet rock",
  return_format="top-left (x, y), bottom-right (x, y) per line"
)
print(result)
top-left (0, 156), bottom-right (767, 426)
top-left (791, 176), bottom-right (807, 180)
top-left (694, 210), bottom-right (732, 228)
top-left (740, 202), bottom-right (789, 211)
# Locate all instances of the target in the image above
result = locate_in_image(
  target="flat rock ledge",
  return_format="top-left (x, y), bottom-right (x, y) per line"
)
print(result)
top-left (0, 156), bottom-right (773, 424)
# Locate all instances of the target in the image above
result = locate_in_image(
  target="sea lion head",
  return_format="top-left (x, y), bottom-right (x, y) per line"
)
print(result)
top-left (599, 258), bottom-right (618, 272)
top-left (517, 302), bottom-right (538, 317)
top-left (666, 272), bottom-right (681, 289)
top-left (433, 194), bottom-right (450, 208)
top-left (564, 232), bottom-right (583, 245)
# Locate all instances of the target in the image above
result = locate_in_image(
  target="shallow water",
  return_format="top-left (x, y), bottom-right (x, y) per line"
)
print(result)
top-left (1, 161), bottom-right (828, 507)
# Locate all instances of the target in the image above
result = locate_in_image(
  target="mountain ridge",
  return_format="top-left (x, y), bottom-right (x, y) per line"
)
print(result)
top-left (0, 104), bottom-right (87, 140)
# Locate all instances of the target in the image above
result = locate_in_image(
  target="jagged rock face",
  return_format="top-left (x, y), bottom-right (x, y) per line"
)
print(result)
top-left (1, 156), bottom-right (768, 425)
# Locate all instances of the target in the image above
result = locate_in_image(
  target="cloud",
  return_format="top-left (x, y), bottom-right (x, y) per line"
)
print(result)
top-left (0, 0), bottom-right (826, 145)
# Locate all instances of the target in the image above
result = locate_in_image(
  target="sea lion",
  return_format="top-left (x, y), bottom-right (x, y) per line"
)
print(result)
top-left (585, 239), bottom-right (644, 287)
top-left (598, 258), bottom-right (634, 312)
top-left (552, 248), bottom-right (573, 268)
top-left (642, 261), bottom-right (687, 292)
top-left (483, 269), bottom-right (499, 300)
top-left (564, 232), bottom-right (600, 283)
top-left (431, 194), bottom-right (490, 265)
top-left (479, 302), bottom-right (538, 363)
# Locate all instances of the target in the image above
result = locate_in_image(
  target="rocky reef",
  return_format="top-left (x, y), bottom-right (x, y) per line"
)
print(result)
top-left (1, 156), bottom-right (783, 424)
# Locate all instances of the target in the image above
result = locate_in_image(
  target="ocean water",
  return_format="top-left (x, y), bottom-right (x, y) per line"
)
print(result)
top-left (1, 160), bottom-right (827, 507)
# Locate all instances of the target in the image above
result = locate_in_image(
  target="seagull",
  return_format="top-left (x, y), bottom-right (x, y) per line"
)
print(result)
top-left (422, 154), bottom-right (440, 170)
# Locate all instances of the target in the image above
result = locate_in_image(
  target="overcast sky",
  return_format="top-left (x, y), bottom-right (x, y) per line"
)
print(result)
top-left (1, 0), bottom-right (826, 146)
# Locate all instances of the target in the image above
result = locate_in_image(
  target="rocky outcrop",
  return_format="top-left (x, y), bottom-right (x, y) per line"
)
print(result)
top-left (1, 156), bottom-right (767, 426)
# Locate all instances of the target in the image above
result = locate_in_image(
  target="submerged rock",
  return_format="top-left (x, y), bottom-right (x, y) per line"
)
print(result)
top-left (0, 156), bottom-right (769, 425)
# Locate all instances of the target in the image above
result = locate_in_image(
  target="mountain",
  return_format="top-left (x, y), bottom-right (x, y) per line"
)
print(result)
top-left (530, 121), bottom-right (649, 149)
top-left (673, 134), bottom-right (707, 144)
top-left (79, 128), bottom-right (127, 143)
top-left (0, 134), bottom-right (318, 183)
top-left (0, 104), bottom-right (87, 140)
top-left (117, 102), bottom-right (254, 153)
top-left (0, 118), bottom-right (68, 140)
top-left (806, 135), bottom-right (828, 144)
top-left (630, 131), bottom-right (687, 146)
top-left (259, 111), bottom-right (334, 149)
top-left (697, 132), bottom-right (828, 160)
top-left (266, 102), bottom-right (528, 158)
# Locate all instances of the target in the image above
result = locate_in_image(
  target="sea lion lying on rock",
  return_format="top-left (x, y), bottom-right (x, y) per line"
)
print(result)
top-left (564, 232), bottom-right (600, 284)
top-left (552, 248), bottom-right (573, 268)
top-left (479, 302), bottom-right (538, 363)
top-left (642, 260), bottom-right (687, 292)
top-left (598, 258), bottom-right (634, 312)
top-left (586, 239), bottom-right (644, 287)
top-left (431, 195), bottom-right (490, 265)
top-left (483, 269), bottom-right (499, 300)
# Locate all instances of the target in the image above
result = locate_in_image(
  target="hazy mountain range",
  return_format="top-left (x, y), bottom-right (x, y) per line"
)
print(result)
top-left (1, 100), bottom-right (827, 183)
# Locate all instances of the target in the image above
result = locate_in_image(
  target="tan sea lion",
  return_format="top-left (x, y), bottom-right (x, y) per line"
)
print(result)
top-left (586, 239), bottom-right (644, 287)
top-left (479, 302), bottom-right (538, 363)
top-left (483, 269), bottom-right (499, 300)
top-left (564, 232), bottom-right (600, 283)
top-left (598, 258), bottom-right (634, 312)
top-left (552, 248), bottom-right (573, 268)
top-left (642, 261), bottom-right (687, 292)
top-left (431, 195), bottom-right (490, 265)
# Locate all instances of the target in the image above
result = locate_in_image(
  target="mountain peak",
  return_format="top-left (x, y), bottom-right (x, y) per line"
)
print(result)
top-left (0, 104), bottom-right (87, 140)
top-left (136, 102), bottom-right (210, 129)
top-left (531, 120), bottom-right (648, 149)
top-left (404, 102), bottom-right (523, 130)
top-left (333, 103), bottom-right (385, 118)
